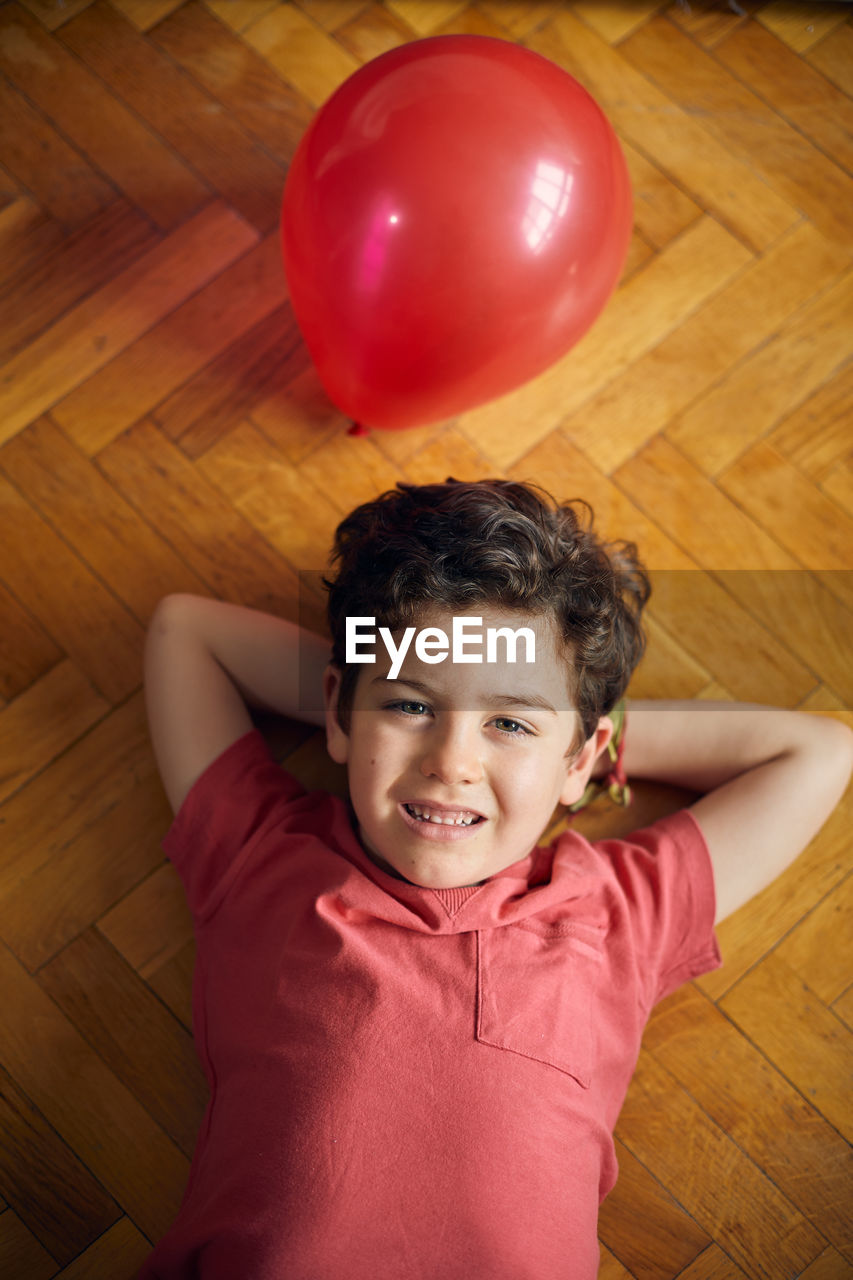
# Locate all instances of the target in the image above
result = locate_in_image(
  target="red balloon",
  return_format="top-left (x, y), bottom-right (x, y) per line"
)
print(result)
top-left (281, 35), bottom-right (632, 432)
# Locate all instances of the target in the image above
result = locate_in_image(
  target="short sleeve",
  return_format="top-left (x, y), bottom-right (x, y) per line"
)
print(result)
top-left (162, 729), bottom-right (305, 922)
top-left (602, 808), bottom-right (722, 1008)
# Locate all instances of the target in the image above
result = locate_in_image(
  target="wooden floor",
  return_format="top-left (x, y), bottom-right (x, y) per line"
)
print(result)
top-left (1, 0), bottom-right (852, 1276)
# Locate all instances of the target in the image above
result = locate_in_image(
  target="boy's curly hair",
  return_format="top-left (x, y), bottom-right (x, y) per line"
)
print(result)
top-left (324, 478), bottom-right (650, 746)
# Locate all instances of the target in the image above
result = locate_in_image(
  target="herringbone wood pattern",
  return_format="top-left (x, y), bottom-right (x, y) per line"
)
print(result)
top-left (1, 1), bottom-right (851, 1276)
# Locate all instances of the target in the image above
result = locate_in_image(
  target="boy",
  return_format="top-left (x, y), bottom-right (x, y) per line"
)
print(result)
top-left (140, 479), bottom-right (852, 1279)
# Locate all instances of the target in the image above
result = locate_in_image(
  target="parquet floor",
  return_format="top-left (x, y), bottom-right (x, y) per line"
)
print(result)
top-left (1, 0), bottom-right (852, 1276)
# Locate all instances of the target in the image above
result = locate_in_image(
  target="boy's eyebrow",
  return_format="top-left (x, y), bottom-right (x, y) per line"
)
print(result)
top-left (374, 677), bottom-right (559, 715)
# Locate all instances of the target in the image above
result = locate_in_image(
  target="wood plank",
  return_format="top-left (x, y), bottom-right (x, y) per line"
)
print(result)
top-left (196, 420), bottom-right (345, 570)
top-left (0, 3), bottom-right (209, 230)
top-left (768, 364), bottom-right (853, 482)
top-left (204, 0), bottom-right (291, 34)
top-left (806, 21), bottom-right (853, 94)
top-left (530, 11), bottom-right (801, 252)
top-left (386, 0), bottom-right (468, 38)
top-left (296, 430), bottom-right (406, 518)
top-left (643, 569), bottom-right (817, 706)
top-left (0, 417), bottom-right (207, 618)
top-left (60, 0), bottom-right (285, 232)
top-left (615, 1052), bottom-right (824, 1277)
top-left (0, 77), bottom-right (113, 226)
top-left (0, 943), bottom-right (190, 1243)
top-left (626, 613), bottom-right (714, 702)
top-left (620, 15), bottom-right (853, 248)
top-left (0, 202), bottom-right (258, 445)
top-left (0, 197), bottom-right (63, 293)
top-left (401, 425), bottom-right (497, 486)
top-left (756, 1), bottom-right (849, 54)
top-left (17, 0), bottom-right (92, 30)
top-left (151, 304), bottom-right (312, 459)
top-left (0, 1209), bottom-right (56, 1280)
top-left (457, 216), bottom-right (753, 470)
top-left (95, 419), bottom-right (303, 617)
top-left (49, 1216), bottom-right (153, 1280)
top-left (644, 984), bottom-right (853, 1256)
top-left (241, 2), bottom-right (360, 108)
top-left (476, 1), bottom-right (562, 40)
top-left (0, 201), bottom-right (156, 365)
top-left (717, 441), bottom-right (853, 583)
top-left (0, 476), bottom-right (143, 704)
top-left (300, 0), bottom-right (369, 34)
top-left (670, 1244), bottom-right (748, 1279)
top-left (562, 221), bottom-right (850, 472)
top-left (52, 234), bottom-right (286, 453)
top-left (834, 984), bottom-right (853, 1034)
top-left (97, 863), bottom-right (193, 981)
top-left (705, 569), bottom-right (853, 706)
top-left (597, 1135), bottom-right (711, 1280)
top-left (613, 437), bottom-right (799, 570)
top-left (39, 928), bottom-right (207, 1158)
top-left (597, 1242), bottom-right (635, 1280)
top-left (508, 433), bottom-right (696, 570)
top-left (572, 0), bottom-right (667, 45)
top-left (720, 952), bottom-right (853, 1144)
top-left (0, 661), bottom-right (108, 805)
top-left (0, 578), bottom-right (62, 703)
top-left (147, 938), bottom-right (196, 1033)
top-left (716, 18), bottom-right (853, 175)
top-left (796, 1249), bottom-right (853, 1280)
top-left (0, 1060), bottom-right (119, 1266)
top-left (775, 873), bottom-right (853, 1006)
top-left (248, 363), bottom-right (352, 466)
top-left (621, 229), bottom-right (655, 281)
top-left (666, 270), bottom-right (853, 476)
top-left (150, 0), bottom-right (314, 166)
top-left (667, 0), bottom-right (760, 50)
top-left (333, 2), bottom-right (421, 64)
top-left (823, 458), bottom-right (853, 520)
top-left (619, 140), bottom-right (701, 251)
top-left (0, 696), bottom-right (151, 903)
top-left (111, 0), bottom-right (183, 31)
top-left (0, 767), bottom-right (168, 971)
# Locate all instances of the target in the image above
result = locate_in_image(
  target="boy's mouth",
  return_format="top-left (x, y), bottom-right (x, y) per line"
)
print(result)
top-left (403, 802), bottom-right (485, 827)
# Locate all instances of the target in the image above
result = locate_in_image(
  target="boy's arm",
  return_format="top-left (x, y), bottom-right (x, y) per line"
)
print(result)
top-left (609, 701), bottom-right (853, 923)
top-left (144, 594), bottom-right (331, 815)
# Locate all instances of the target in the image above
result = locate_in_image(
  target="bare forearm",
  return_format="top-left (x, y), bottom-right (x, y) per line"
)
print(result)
top-left (614, 699), bottom-right (853, 922)
top-left (619, 700), bottom-right (848, 792)
top-left (161, 594), bottom-right (330, 727)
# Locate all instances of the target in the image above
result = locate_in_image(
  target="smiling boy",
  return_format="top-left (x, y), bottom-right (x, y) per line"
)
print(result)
top-left (139, 479), bottom-right (852, 1280)
top-left (326, 603), bottom-right (609, 890)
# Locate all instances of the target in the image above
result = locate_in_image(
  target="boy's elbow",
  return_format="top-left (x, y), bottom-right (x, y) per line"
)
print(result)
top-left (147, 593), bottom-right (197, 636)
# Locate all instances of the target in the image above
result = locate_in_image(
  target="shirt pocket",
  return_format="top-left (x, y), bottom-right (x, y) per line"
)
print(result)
top-left (475, 921), bottom-right (605, 1088)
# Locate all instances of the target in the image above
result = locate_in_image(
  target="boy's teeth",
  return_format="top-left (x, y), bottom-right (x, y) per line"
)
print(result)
top-left (406, 804), bottom-right (479, 826)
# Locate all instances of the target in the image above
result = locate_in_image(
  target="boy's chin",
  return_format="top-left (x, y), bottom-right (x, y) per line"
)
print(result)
top-left (359, 839), bottom-right (485, 889)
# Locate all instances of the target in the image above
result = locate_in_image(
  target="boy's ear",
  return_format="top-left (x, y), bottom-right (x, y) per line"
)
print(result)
top-left (323, 665), bottom-right (350, 765)
top-left (558, 716), bottom-right (614, 807)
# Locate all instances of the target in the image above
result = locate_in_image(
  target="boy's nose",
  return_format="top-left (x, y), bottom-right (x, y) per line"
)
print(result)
top-left (419, 719), bottom-right (484, 785)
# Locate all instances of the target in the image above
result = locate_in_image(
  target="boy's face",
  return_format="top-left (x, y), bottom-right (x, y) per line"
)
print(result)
top-left (324, 605), bottom-right (612, 889)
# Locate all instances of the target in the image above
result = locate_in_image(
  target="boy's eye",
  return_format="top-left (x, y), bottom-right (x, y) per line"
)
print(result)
top-left (390, 700), bottom-right (429, 716)
top-left (492, 717), bottom-right (531, 736)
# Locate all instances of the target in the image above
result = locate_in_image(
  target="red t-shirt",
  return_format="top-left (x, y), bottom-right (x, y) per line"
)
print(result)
top-left (139, 730), bottom-right (720, 1280)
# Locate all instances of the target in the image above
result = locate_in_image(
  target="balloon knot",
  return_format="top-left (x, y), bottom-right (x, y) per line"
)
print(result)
top-left (347, 422), bottom-right (371, 437)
